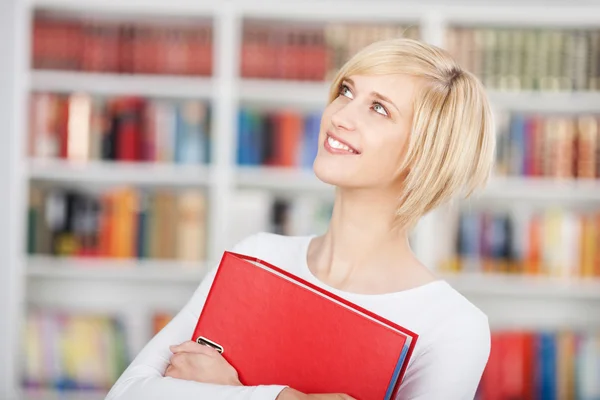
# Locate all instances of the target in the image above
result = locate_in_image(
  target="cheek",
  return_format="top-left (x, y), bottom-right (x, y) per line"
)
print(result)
top-left (367, 127), bottom-right (410, 166)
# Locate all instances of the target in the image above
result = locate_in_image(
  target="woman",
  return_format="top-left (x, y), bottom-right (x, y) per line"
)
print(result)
top-left (106, 37), bottom-right (494, 400)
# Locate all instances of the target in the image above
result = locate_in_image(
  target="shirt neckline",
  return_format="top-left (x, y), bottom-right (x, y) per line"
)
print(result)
top-left (299, 234), bottom-right (448, 300)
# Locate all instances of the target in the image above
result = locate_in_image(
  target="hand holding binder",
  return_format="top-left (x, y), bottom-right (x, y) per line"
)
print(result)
top-left (192, 251), bottom-right (418, 400)
top-left (167, 340), bottom-right (243, 386)
top-left (276, 388), bottom-right (356, 399)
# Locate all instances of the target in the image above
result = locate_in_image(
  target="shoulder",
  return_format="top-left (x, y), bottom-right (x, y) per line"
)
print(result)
top-left (398, 284), bottom-right (490, 399)
top-left (421, 283), bottom-right (490, 354)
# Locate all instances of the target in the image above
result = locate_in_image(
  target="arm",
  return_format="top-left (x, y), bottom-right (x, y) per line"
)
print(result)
top-left (105, 235), bottom-right (288, 400)
top-left (396, 315), bottom-right (491, 400)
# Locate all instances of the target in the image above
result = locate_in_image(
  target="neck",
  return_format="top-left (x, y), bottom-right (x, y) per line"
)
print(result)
top-left (313, 185), bottom-right (417, 286)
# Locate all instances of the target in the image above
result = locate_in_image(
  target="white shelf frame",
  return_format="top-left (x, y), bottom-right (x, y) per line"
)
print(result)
top-left (22, 388), bottom-right (107, 400)
top-left (28, 159), bottom-right (215, 187)
top-left (6, 0), bottom-right (600, 398)
top-left (27, 255), bottom-right (208, 282)
top-left (30, 70), bottom-right (215, 99)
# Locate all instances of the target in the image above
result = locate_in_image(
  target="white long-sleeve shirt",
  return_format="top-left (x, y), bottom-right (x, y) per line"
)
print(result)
top-left (105, 232), bottom-right (491, 400)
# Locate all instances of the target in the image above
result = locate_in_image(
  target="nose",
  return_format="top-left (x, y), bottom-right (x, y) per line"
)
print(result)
top-left (330, 101), bottom-right (357, 132)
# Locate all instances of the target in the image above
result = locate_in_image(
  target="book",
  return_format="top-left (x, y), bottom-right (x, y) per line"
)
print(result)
top-left (191, 251), bottom-right (418, 400)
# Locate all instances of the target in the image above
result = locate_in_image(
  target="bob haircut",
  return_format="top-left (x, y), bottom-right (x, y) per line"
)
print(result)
top-left (327, 37), bottom-right (496, 230)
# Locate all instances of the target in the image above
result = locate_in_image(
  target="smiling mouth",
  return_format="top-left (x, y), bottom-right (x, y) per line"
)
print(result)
top-left (325, 135), bottom-right (360, 154)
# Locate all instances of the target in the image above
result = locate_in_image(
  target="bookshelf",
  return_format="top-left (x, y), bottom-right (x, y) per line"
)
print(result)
top-left (28, 159), bottom-right (215, 186)
top-left (26, 255), bottom-right (206, 282)
top-left (3, 0), bottom-right (600, 398)
top-left (30, 70), bottom-right (214, 99)
top-left (22, 388), bottom-right (107, 400)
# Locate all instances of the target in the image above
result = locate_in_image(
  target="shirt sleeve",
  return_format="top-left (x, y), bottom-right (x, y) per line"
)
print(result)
top-left (105, 233), bottom-right (288, 400)
top-left (396, 313), bottom-right (491, 400)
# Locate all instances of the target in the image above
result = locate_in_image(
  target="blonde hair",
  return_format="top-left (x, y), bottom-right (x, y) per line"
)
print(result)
top-left (328, 38), bottom-right (496, 230)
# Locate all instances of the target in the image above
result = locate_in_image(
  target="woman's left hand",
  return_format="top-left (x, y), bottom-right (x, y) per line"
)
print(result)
top-left (165, 340), bottom-right (242, 386)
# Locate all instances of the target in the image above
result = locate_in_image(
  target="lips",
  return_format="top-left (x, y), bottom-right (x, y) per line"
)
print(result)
top-left (325, 132), bottom-right (360, 154)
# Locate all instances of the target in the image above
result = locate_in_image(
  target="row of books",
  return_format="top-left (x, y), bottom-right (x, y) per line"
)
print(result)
top-left (29, 93), bottom-right (211, 164)
top-left (22, 310), bottom-right (129, 391)
top-left (237, 108), bottom-right (320, 168)
top-left (29, 13), bottom-right (600, 93)
top-left (23, 309), bottom-right (600, 399)
top-left (32, 13), bottom-right (213, 76)
top-left (446, 27), bottom-right (600, 92)
top-left (225, 191), bottom-right (333, 250)
top-left (27, 185), bottom-right (208, 261)
top-left (241, 21), bottom-right (420, 81)
top-left (476, 329), bottom-right (600, 400)
top-left (495, 113), bottom-right (600, 179)
top-left (441, 208), bottom-right (600, 278)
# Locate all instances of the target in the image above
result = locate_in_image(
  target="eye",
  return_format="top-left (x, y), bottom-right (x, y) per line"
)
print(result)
top-left (372, 102), bottom-right (388, 117)
top-left (339, 84), bottom-right (353, 99)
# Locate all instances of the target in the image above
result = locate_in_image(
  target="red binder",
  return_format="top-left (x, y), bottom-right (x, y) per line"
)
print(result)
top-left (191, 251), bottom-right (418, 400)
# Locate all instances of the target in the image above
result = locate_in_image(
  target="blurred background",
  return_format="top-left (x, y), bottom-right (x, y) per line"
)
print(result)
top-left (1, 0), bottom-right (600, 399)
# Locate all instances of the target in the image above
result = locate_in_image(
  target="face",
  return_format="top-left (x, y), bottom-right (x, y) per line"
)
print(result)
top-left (313, 74), bottom-right (420, 191)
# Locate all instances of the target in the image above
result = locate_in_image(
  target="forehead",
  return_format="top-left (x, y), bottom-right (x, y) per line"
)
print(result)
top-left (345, 74), bottom-right (420, 114)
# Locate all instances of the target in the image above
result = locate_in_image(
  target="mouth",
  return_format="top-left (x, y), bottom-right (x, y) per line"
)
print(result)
top-left (324, 132), bottom-right (360, 155)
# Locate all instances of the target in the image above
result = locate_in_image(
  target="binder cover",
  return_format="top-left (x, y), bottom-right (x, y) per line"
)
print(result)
top-left (191, 251), bottom-right (418, 400)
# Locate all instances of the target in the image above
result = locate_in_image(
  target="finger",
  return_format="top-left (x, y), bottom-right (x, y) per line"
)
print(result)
top-left (169, 340), bottom-right (196, 353)
top-left (170, 341), bottom-right (218, 356)
top-left (170, 352), bottom-right (185, 367)
top-left (164, 364), bottom-right (174, 377)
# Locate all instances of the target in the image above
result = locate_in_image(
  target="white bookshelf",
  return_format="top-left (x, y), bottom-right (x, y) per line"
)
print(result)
top-left (441, 272), bottom-right (600, 300)
top-left (30, 70), bottom-right (214, 99)
top-left (28, 159), bottom-right (215, 187)
top-left (26, 255), bottom-right (207, 282)
top-left (235, 166), bottom-right (334, 193)
top-left (478, 176), bottom-right (600, 202)
top-left (3, 0), bottom-right (600, 398)
top-left (23, 388), bottom-right (107, 400)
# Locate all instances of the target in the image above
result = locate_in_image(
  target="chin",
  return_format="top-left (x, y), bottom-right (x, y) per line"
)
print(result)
top-left (312, 156), bottom-right (363, 189)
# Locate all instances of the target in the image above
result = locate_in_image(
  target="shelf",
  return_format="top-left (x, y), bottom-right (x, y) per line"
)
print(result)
top-left (26, 0), bottom-right (600, 26)
top-left (477, 176), bottom-right (600, 201)
top-left (488, 91), bottom-right (600, 113)
top-left (235, 166), bottom-right (334, 193)
top-left (27, 160), bottom-right (600, 200)
top-left (28, 0), bottom-right (218, 16)
top-left (235, 168), bottom-right (600, 200)
top-left (239, 79), bottom-right (329, 107)
top-left (28, 73), bottom-right (600, 114)
top-left (27, 254), bottom-right (600, 300)
top-left (22, 388), bottom-right (107, 400)
top-left (27, 255), bottom-right (208, 283)
top-left (29, 70), bottom-right (214, 99)
top-left (441, 272), bottom-right (600, 299)
top-left (238, 2), bottom-right (600, 26)
top-left (27, 159), bottom-right (214, 187)
top-left (240, 79), bottom-right (600, 113)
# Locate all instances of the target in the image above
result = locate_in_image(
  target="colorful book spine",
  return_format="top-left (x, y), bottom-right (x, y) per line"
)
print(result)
top-left (443, 208), bottom-right (600, 278)
top-left (477, 330), bottom-right (600, 400)
top-left (495, 112), bottom-right (600, 180)
top-left (26, 185), bottom-right (208, 262)
top-left (22, 311), bottom-right (129, 391)
top-left (31, 13), bottom-right (213, 76)
top-left (28, 93), bottom-right (211, 165)
top-left (240, 21), bottom-right (420, 81)
top-left (236, 108), bottom-right (323, 169)
top-left (445, 27), bottom-right (600, 92)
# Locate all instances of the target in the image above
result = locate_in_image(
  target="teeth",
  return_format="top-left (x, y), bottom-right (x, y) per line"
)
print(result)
top-left (327, 136), bottom-right (355, 153)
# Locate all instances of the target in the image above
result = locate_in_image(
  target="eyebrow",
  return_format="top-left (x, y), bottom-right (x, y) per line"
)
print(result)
top-left (343, 78), bottom-right (402, 116)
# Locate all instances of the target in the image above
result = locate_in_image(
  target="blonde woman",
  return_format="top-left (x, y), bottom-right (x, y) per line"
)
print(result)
top-left (106, 38), bottom-right (494, 400)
